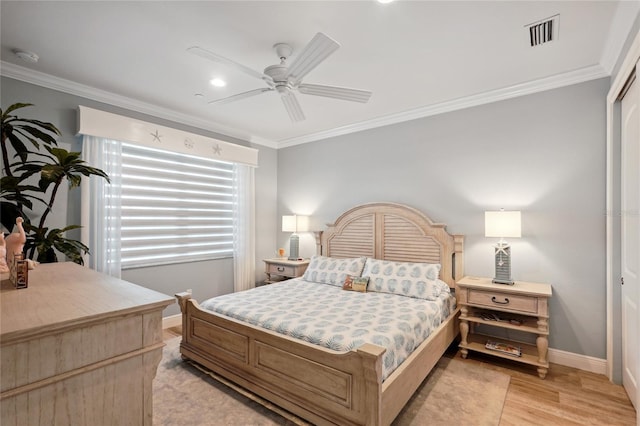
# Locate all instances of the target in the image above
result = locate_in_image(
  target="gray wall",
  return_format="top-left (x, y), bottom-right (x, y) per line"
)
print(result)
top-left (0, 74), bottom-right (613, 357)
top-left (1, 76), bottom-right (278, 317)
top-left (278, 78), bottom-right (609, 358)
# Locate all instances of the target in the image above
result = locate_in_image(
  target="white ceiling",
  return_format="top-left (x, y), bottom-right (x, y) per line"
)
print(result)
top-left (1, 1), bottom-right (638, 148)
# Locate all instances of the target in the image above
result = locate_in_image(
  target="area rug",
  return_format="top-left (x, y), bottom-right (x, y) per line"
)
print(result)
top-left (153, 338), bottom-right (509, 425)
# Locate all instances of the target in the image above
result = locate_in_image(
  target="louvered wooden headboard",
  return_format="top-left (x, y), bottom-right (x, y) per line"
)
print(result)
top-left (319, 202), bottom-right (464, 287)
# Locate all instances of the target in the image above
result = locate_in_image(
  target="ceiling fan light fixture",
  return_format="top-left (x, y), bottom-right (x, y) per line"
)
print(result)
top-left (210, 78), bottom-right (226, 87)
top-left (275, 84), bottom-right (290, 95)
top-left (189, 32), bottom-right (371, 123)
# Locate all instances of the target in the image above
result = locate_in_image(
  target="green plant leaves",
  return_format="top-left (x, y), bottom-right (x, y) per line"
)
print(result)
top-left (24, 223), bottom-right (89, 265)
top-left (1, 102), bottom-right (108, 264)
top-left (1, 103), bottom-right (34, 119)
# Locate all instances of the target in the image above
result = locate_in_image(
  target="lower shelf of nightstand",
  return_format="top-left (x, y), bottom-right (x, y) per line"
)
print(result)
top-left (463, 309), bottom-right (548, 335)
top-left (460, 334), bottom-right (549, 368)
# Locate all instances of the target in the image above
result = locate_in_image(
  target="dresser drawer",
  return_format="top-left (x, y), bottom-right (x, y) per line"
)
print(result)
top-left (267, 263), bottom-right (296, 276)
top-left (467, 289), bottom-right (538, 314)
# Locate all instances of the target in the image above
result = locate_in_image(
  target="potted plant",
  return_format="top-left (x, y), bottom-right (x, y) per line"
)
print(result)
top-left (1, 103), bottom-right (110, 264)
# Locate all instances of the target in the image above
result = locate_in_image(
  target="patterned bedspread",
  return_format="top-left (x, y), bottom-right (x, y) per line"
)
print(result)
top-left (200, 279), bottom-right (456, 381)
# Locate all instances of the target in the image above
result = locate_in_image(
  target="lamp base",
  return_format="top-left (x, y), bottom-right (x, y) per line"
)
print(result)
top-left (288, 234), bottom-right (300, 261)
top-left (493, 242), bottom-right (514, 285)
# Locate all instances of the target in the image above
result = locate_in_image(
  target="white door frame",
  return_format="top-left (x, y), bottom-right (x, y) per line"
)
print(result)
top-left (607, 29), bottom-right (640, 386)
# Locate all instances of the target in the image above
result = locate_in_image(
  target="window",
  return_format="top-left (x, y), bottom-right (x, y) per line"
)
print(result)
top-left (120, 142), bottom-right (234, 268)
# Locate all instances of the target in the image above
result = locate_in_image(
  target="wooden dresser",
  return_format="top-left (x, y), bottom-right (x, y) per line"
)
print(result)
top-left (0, 262), bottom-right (174, 425)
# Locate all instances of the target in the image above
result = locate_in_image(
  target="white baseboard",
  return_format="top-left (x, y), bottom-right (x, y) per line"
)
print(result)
top-left (548, 347), bottom-right (607, 375)
top-left (162, 314), bottom-right (182, 329)
top-left (160, 315), bottom-right (608, 376)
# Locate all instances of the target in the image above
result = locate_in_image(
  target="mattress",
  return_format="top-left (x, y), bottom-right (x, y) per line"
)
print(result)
top-left (200, 279), bottom-right (456, 381)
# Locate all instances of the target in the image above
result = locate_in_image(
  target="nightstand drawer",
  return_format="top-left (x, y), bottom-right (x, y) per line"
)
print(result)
top-left (263, 258), bottom-right (309, 284)
top-left (467, 289), bottom-right (538, 314)
top-left (266, 263), bottom-right (296, 276)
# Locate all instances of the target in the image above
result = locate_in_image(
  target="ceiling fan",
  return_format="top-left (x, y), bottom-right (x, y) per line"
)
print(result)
top-left (188, 32), bottom-right (372, 122)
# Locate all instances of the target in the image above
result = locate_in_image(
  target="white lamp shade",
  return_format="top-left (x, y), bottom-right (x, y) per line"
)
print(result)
top-left (282, 215), bottom-right (296, 232)
top-left (485, 211), bottom-right (521, 238)
top-left (282, 215), bottom-right (309, 233)
top-left (296, 216), bottom-right (309, 232)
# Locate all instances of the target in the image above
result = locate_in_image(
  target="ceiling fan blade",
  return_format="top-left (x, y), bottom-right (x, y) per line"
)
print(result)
top-left (209, 88), bottom-right (273, 105)
top-left (188, 46), bottom-right (274, 85)
top-left (298, 84), bottom-right (372, 103)
top-left (281, 92), bottom-right (305, 122)
top-left (286, 33), bottom-right (340, 83)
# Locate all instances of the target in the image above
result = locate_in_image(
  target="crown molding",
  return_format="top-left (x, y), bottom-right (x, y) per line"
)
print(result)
top-left (1, 60), bottom-right (608, 151)
top-left (600, 1), bottom-right (640, 75)
top-left (277, 64), bottom-right (609, 148)
top-left (0, 61), bottom-right (279, 149)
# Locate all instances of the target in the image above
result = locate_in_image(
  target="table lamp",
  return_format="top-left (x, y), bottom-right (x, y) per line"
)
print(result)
top-left (282, 215), bottom-right (309, 260)
top-left (485, 210), bottom-right (521, 285)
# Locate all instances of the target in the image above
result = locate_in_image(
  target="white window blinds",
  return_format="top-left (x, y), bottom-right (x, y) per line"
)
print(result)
top-left (120, 142), bottom-right (234, 268)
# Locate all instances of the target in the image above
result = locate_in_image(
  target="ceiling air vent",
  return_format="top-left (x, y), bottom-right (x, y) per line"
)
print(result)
top-left (525, 14), bottom-right (559, 47)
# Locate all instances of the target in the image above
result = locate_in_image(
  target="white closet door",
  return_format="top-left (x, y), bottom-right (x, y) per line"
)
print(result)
top-left (621, 63), bottom-right (639, 411)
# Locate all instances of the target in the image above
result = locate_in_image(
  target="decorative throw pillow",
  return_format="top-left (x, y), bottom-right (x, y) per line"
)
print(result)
top-left (342, 274), bottom-right (355, 290)
top-left (302, 255), bottom-right (366, 287)
top-left (342, 275), bottom-right (369, 292)
top-left (362, 258), bottom-right (442, 300)
top-left (351, 276), bottom-right (369, 292)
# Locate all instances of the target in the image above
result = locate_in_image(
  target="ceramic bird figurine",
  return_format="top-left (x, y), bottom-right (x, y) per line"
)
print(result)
top-left (0, 233), bottom-right (9, 273)
top-left (5, 217), bottom-right (26, 266)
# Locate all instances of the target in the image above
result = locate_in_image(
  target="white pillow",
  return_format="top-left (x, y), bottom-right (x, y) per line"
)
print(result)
top-left (302, 255), bottom-right (366, 286)
top-left (362, 258), bottom-right (442, 300)
top-left (435, 279), bottom-right (451, 295)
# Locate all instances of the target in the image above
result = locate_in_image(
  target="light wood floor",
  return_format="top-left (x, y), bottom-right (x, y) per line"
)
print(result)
top-left (163, 327), bottom-right (637, 425)
top-left (442, 350), bottom-right (637, 426)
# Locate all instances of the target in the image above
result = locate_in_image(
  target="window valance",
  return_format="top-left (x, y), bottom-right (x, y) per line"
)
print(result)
top-left (76, 105), bottom-right (258, 167)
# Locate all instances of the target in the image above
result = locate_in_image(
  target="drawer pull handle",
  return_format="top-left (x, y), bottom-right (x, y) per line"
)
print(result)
top-left (491, 296), bottom-right (510, 305)
top-left (277, 267), bottom-right (285, 272)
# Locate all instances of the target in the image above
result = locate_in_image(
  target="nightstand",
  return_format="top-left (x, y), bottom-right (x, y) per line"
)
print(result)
top-left (263, 258), bottom-right (310, 283)
top-left (456, 276), bottom-right (552, 378)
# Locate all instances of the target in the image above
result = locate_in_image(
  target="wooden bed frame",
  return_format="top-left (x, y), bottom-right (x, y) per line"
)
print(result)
top-left (176, 202), bottom-right (464, 425)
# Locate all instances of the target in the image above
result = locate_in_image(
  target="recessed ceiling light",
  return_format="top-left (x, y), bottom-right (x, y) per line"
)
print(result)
top-left (377, 0), bottom-right (395, 3)
top-left (13, 49), bottom-right (39, 63)
top-left (210, 78), bottom-right (226, 87)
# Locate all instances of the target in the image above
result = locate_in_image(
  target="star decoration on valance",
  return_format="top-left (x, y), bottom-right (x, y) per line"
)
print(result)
top-left (150, 130), bottom-right (162, 143)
